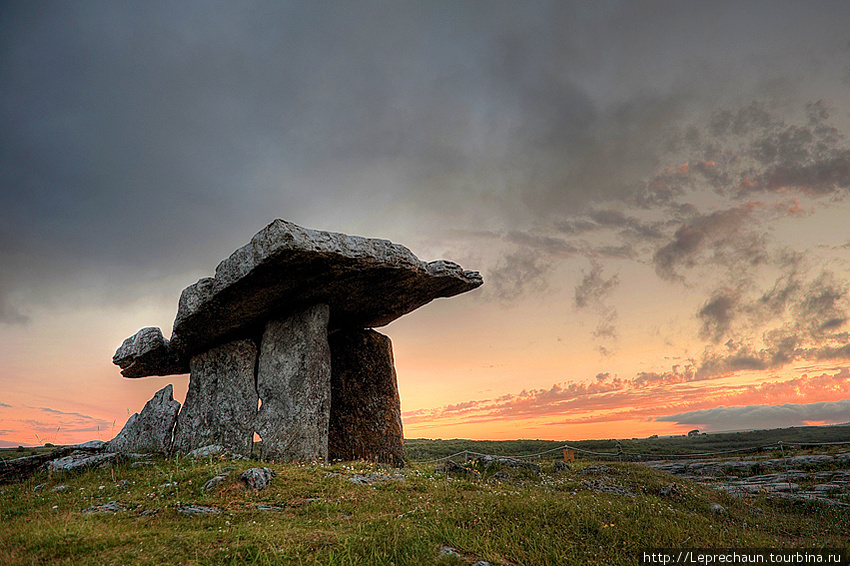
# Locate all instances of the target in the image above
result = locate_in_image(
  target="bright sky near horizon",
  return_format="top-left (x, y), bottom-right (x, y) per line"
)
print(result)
top-left (2, 1), bottom-right (850, 447)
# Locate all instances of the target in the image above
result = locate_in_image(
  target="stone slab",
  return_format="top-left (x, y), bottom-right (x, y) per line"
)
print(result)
top-left (171, 338), bottom-right (258, 457)
top-left (104, 384), bottom-right (180, 454)
top-left (256, 304), bottom-right (331, 462)
top-left (328, 329), bottom-right (405, 467)
top-left (114, 219), bottom-right (482, 377)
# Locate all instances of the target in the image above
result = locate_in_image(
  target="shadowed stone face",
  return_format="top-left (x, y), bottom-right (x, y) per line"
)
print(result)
top-left (256, 304), bottom-right (331, 462)
top-left (104, 384), bottom-right (180, 454)
top-left (172, 339), bottom-right (258, 458)
top-left (329, 329), bottom-right (405, 467)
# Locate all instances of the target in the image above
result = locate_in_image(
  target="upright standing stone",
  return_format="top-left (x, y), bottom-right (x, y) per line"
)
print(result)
top-left (256, 304), bottom-right (331, 462)
top-left (328, 329), bottom-right (405, 467)
top-left (104, 384), bottom-right (181, 454)
top-left (172, 338), bottom-right (258, 457)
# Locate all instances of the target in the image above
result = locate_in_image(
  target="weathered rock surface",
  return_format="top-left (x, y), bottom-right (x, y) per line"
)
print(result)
top-left (256, 305), bottom-right (331, 462)
top-left (644, 456), bottom-right (850, 507)
top-left (476, 455), bottom-right (541, 474)
top-left (438, 460), bottom-right (482, 479)
top-left (113, 327), bottom-right (186, 378)
top-left (1, 449), bottom-right (74, 484)
top-left (328, 329), bottom-right (405, 467)
top-left (105, 384), bottom-right (180, 454)
top-left (114, 219), bottom-right (482, 377)
top-left (240, 467), bottom-right (276, 491)
top-left (203, 473), bottom-right (230, 492)
top-left (347, 473), bottom-right (405, 485)
top-left (172, 339), bottom-right (258, 457)
top-left (178, 504), bottom-right (221, 515)
top-left (49, 451), bottom-right (120, 473)
top-left (82, 501), bottom-right (127, 514)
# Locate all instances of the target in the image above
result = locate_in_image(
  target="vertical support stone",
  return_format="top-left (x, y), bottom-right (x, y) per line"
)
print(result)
top-left (104, 384), bottom-right (181, 454)
top-left (256, 303), bottom-right (331, 462)
top-left (172, 338), bottom-right (258, 457)
top-left (328, 329), bottom-right (405, 467)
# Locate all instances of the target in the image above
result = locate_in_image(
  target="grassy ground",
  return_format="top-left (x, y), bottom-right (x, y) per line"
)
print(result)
top-left (2, 452), bottom-right (848, 566)
top-left (403, 424), bottom-right (850, 461)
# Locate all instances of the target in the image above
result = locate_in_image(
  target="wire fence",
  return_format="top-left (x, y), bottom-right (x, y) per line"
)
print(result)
top-left (415, 439), bottom-right (850, 466)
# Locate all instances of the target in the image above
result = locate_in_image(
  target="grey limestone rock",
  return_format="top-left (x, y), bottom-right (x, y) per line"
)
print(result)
top-left (49, 452), bottom-right (120, 474)
top-left (347, 473), bottom-right (405, 485)
top-left (240, 467), bottom-right (277, 491)
top-left (477, 455), bottom-right (541, 474)
top-left (113, 327), bottom-right (185, 378)
top-left (114, 219), bottom-right (482, 377)
top-left (203, 474), bottom-right (229, 492)
top-left (172, 339), bottom-right (258, 457)
top-left (438, 460), bottom-right (481, 480)
top-left (257, 304), bottom-right (331, 462)
top-left (105, 384), bottom-right (180, 454)
top-left (178, 504), bottom-right (221, 515)
top-left (82, 501), bottom-right (126, 514)
top-left (328, 329), bottom-right (405, 467)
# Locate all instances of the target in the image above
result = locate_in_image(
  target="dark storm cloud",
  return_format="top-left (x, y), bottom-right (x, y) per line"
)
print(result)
top-left (690, 266), bottom-right (850, 379)
top-left (486, 251), bottom-right (552, 303)
top-left (3, 0), bottom-right (850, 327)
top-left (0, 1), bottom-right (658, 316)
top-left (652, 204), bottom-right (768, 282)
top-left (697, 288), bottom-right (741, 343)
top-left (574, 260), bottom-right (619, 309)
top-left (574, 260), bottom-right (620, 350)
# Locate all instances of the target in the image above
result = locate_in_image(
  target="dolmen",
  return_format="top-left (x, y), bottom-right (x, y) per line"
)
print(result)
top-left (110, 219), bottom-right (482, 466)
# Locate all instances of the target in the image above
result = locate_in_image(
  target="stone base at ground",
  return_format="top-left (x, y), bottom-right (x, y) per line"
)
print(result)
top-left (328, 329), bottom-right (405, 467)
top-left (105, 384), bottom-right (181, 454)
top-left (256, 304), bottom-right (331, 462)
top-left (172, 339), bottom-right (258, 457)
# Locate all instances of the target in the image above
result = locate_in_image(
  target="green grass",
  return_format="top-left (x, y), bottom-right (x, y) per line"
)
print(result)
top-left (1, 452), bottom-right (847, 566)
top-left (404, 424), bottom-right (850, 461)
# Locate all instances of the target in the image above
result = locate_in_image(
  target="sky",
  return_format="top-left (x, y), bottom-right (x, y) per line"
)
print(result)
top-left (2, 0), bottom-right (850, 447)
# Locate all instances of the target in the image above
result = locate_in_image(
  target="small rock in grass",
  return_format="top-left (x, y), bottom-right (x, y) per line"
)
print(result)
top-left (440, 546), bottom-right (461, 557)
top-left (178, 504), bottom-right (220, 515)
top-left (204, 474), bottom-right (229, 492)
top-left (438, 460), bottom-right (481, 479)
top-left (492, 471), bottom-right (512, 482)
top-left (257, 505), bottom-right (284, 512)
top-left (241, 467), bottom-right (277, 491)
top-left (82, 501), bottom-right (126, 514)
top-left (709, 503), bottom-right (726, 514)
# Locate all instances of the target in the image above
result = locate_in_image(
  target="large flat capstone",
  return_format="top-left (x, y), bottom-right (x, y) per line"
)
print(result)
top-left (114, 219), bottom-right (482, 378)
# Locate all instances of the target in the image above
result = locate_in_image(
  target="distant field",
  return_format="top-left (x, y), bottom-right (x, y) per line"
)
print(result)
top-left (403, 424), bottom-right (850, 462)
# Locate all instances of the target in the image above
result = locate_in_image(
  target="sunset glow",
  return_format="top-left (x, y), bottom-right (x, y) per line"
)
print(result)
top-left (2, 2), bottom-right (850, 448)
